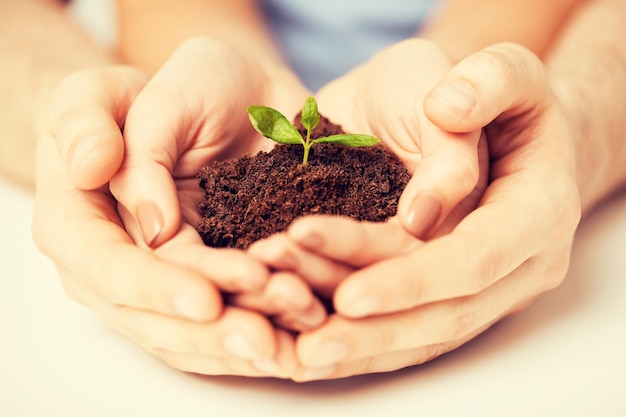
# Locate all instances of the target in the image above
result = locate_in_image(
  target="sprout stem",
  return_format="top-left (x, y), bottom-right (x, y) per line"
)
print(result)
top-left (303, 126), bottom-right (312, 165)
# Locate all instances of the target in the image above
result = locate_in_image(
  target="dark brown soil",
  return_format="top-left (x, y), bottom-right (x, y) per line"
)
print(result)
top-left (196, 114), bottom-right (410, 249)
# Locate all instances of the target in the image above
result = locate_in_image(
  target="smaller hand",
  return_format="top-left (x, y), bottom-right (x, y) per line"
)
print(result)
top-left (109, 37), bottom-right (310, 248)
top-left (316, 38), bottom-right (485, 239)
top-left (247, 38), bottom-right (490, 335)
top-left (34, 64), bottom-right (299, 378)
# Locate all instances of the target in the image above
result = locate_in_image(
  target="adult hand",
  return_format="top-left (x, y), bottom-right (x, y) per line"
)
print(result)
top-left (32, 65), bottom-right (298, 378)
top-left (261, 42), bottom-right (581, 381)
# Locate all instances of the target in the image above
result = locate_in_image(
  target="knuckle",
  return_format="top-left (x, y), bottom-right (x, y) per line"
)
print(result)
top-left (453, 149), bottom-right (481, 195)
top-left (455, 232), bottom-right (501, 294)
top-left (470, 43), bottom-right (545, 94)
top-left (446, 300), bottom-right (478, 341)
top-left (375, 326), bottom-right (398, 353)
top-left (474, 48), bottom-right (517, 87)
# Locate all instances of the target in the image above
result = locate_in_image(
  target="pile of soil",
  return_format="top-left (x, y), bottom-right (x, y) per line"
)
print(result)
top-left (196, 114), bottom-right (410, 249)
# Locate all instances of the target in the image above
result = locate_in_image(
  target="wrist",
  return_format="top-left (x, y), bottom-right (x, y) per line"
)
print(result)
top-left (554, 81), bottom-right (626, 215)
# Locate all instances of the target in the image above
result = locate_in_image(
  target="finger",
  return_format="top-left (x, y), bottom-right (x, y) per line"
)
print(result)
top-left (333, 174), bottom-right (576, 318)
top-left (120, 215), bottom-right (270, 293)
top-left (109, 38), bottom-right (262, 248)
top-left (248, 232), bottom-right (355, 297)
top-left (158, 240), bottom-right (270, 294)
top-left (229, 271), bottom-right (327, 332)
top-left (106, 306), bottom-right (277, 360)
top-left (33, 138), bottom-right (223, 322)
top-left (297, 254), bottom-right (564, 368)
top-left (294, 330), bottom-right (481, 382)
top-left (273, 298), bottom-right (328, 333)
top-left (430, 132), bottom-right (489, 237)
top-left (48, 66), bottom-right (148, 189)
top-left (424, 42), bottom-right (550, 132)
top-left (397, 128), bottom-right (486, 238)
top-left (286, 216), bottom-right (421, 267)
top-left (148, 330), bottom-right (297, 378)
top-left (62, 266), bottom-right (294, 377)
top-left (229, 271), bottom-right (316, 313)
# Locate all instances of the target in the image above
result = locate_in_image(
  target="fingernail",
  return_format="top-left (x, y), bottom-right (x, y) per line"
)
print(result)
top-left (252, 358), bottom-right (282, 375)
top-left (223, 332), bottom-right (258, 360)
top-left (248, 241), bottom-right (300, 270)
top-left (344, 295), bottom-right (381, 318)
top-left (137, 201), bottom-right (164, 247)
top-left (311, 339), bottom-right (349, 367)
top-left (301, 365), bottom-right (336, 381)
top-left (430, 80), bottom-right (476, 113)
top-left (172, 294), bottom-right (213, 321)
top-left (297, 305), bottom-right (326, 329)
top-left (278, 251), bottom-right (300, 271)
top-left (405, 193), bottom-right (442, 238)
top-left (290, 227), bottom-right (324, 249)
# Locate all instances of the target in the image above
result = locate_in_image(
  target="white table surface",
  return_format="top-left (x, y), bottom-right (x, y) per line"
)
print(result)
top-left (1, 177), bottom-right (625, 417)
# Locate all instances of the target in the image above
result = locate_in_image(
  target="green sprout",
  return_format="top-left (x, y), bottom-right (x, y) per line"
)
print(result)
top-left (247, 96), bottom-right (380, 165)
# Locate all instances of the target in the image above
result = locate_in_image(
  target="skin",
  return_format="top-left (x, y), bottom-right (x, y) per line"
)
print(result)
top-left (107, 0), bottom-right (584, 249)
top-left (418, 0), bottom-right (584, 61)
top-left (5, 0), bottom-right (613, 380)
top-left (34, 46), bottom-right (310, 378)
top-left (0, 0), bottom-right (111, 186)
top-left (250, 40), bottom-right (581, 380)
top-left (3, 1), bottom-right (305, 378)
top-left (255, 0), bottom-right (626, 380)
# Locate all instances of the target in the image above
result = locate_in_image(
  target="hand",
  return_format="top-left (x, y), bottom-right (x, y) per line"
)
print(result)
top-left (256, 42), bottom-right (581, 381)
top-left (109, 37), bottom-right (310, 247)
top-left (315, 38), bottom-right (486, 239)
top-left (108, 37), bottom-right (325, 330)
top-left (247, 37), bottom-right (488, 328)
top-left (32, 65), bottom-right (299, 377)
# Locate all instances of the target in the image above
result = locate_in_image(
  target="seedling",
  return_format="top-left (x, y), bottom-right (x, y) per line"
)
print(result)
top-left (247, 96), bottom-right (380, 165)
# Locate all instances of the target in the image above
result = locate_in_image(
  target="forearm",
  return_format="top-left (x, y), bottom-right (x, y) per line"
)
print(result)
top-left (116, 0), bottom-right (285, 74)
top-left (0, 0), bottom-right (114, 187)
top-left (419, 0), bottom-right (583, 61)
top-left (546, 0), bottom-right (626, 215)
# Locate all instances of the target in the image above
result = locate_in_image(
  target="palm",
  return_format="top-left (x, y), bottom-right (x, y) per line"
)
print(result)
top-left (315, 39), bottom-right (488, 234)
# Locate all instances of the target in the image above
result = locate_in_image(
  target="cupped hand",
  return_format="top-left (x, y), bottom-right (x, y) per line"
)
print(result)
top-left (108, 37), bottom-right (324, 328)
top-left (109, 37), bottom-right (310, 248)
top-left (315, 38), bottom-right (485, 239)
top-left (247, 37), bottom-right (489, 328)
top-left (51, 36), bottom-right (322, 325)
top-left (258, 42), bottom-right (581, 381)
top-left (32, 65), bottom-right (300, 377)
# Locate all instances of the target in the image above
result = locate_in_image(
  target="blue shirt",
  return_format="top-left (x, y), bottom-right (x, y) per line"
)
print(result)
top-left (260, 0), bottom-right (438, 91)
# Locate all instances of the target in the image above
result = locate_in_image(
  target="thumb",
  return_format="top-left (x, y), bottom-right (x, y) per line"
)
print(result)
top-left (48, 66), bottom-right (148, 189)
top-left (396, 126), bottom-right (482, 238)
top-left (423, 42), bottom-right (549, 132)
top-left (108, 83), bottom-right (186, 248)
top-left (109, 37), bottom-right (271, 248)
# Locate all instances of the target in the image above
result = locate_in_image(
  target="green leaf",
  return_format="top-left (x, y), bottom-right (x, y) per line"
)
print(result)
top-left (315, 134), bottom-right (380, 147)
top-left (247, 106), bottom-right (303, 145)
top-left (301, 96), bottom-right (320, 132)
